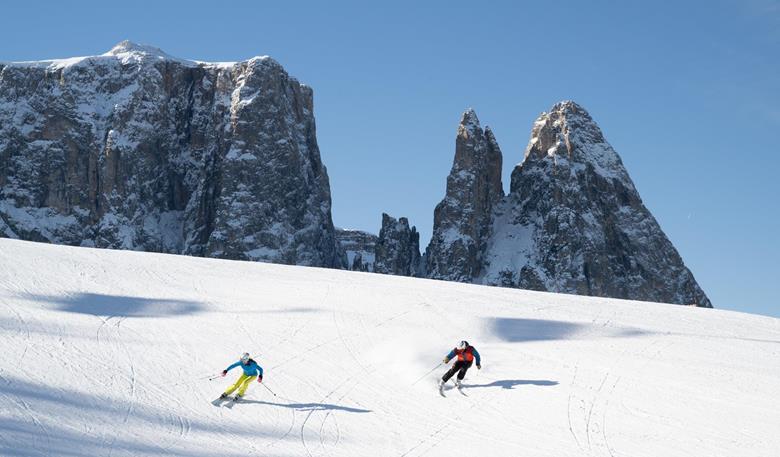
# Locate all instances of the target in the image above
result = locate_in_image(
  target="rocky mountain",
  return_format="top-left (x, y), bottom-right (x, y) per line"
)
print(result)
top-left (335, 228), bottom-right (377, 272)
top-left (0, 43), bottom-right (711, 306)
top-left (425, 109), bottom-right (504, 282)
top-left (374, 213), bottom-right (421, 277)
top-left (426, 102), bottom-right (711, 307)
top-left (0, 41), bottom-right (340, 267)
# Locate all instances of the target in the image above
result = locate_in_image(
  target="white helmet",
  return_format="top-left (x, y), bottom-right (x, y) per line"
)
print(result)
top-left (457, 340), bottom-right (469, 350)
top-left (240, 352), bottom-right (250, 363)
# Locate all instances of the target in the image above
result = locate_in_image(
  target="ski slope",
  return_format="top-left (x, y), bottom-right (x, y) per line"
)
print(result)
top-left (0, 238), bottom-right (778, 457)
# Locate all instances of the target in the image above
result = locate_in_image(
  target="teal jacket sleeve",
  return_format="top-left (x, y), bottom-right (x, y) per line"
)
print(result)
top-left (255, 362), bottom-right (264, 378)
top-left (473, 348), bottom-right (481, 365)
top-left (445, 349), bottom-right (456, 361)
top-left (225, 361), bottom-right (240, 372)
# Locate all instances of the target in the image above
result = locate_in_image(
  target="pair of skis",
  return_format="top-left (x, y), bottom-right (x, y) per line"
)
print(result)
top-left (438, 379), bottom-right (467, 397)
top-left (210, 375), bottom-right (277, 407)
top-left (211, 395), bottom-right (242, 408)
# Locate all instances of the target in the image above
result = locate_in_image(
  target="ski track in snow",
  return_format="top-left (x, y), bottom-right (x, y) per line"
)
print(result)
top-left (567, 364), bottom-right (584, 452)
top-left (0, 239), bottom-right (779, 457)
top-left (1, 298), bottom-right (32, 367)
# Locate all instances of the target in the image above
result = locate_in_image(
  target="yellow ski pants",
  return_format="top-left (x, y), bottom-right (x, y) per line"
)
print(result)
top-left (223, 374), bottom-right (257, 396)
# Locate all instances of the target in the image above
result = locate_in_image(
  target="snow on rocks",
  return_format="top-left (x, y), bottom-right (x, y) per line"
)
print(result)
top-left (0, 41), bottom-right (340, 267)
top-left (426, 102), bottom-right (710, 307)
top-left (426, 108), bottom-right (504, 282)
top-left (489, 101), bottom-right (711, 306)
top-left (336, 228), bottom-right (378, 272)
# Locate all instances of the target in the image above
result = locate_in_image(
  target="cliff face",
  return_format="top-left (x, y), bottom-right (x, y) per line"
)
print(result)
top-left (374, 213), bottom-right (421, 277)
top-left (0, 41), bottom-right (340, 267)
top-left (0, 43), bottom-right (711, 305)
top-left (425, 102), bottom-right (711, 307)
top-left (336, 228), bottom-right (377, 272)
top-left (425, 109), bottom-right (503, 282)
top-left (480, 101), bottom-right (710, 306)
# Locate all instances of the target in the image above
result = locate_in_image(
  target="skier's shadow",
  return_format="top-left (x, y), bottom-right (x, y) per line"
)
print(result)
top-left (462, 379), bottom-right (558, 390)
top-left (238, 399), bottom-right (371, 413)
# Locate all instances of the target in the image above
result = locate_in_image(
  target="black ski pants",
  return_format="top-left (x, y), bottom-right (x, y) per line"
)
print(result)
top-left (442, 360), bottom-right (472, 382)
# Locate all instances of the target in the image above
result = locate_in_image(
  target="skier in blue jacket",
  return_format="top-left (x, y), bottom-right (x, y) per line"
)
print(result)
top-left (220, 352), bottom-right (264, 400)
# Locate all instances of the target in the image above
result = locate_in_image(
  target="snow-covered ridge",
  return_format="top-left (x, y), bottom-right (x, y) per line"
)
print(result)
top-left (3, 40), bottom-right (271, 70)
top-left (104, 40), bottom-right (178, 59)
top-left (0, 238), bottom-right (776, 456)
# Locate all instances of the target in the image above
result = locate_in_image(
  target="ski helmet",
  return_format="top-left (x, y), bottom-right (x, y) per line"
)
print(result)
top-left (457, 340), bottom-right (469, 350)
top-left (240, 352), bottom-right (250, 363)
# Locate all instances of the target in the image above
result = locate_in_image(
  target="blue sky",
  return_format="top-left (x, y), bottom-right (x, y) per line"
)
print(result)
top-left (2, 1), bottom-right (778, 317)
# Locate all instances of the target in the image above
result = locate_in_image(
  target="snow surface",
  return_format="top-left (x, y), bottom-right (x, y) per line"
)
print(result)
top-left (0, 238), bottom-right (778, 457)
top-left (479, 200), bottom-right (536, 285)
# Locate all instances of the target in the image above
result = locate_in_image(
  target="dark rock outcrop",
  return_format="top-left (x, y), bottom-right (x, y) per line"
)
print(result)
top-left (335, 228), bottom-right (377, 272)
top-left (0, 41), bottom-right (340, 267)
top-left (425, 102), bottom-right (711, 307)
top-left (0, 42), bottom-right (712, 306)
top-left (374, 213), bottom-right (421, 277)
top-left (481, 101), bottom-right (710, 306)
top-left (425, 109), bottom-right (504, 282)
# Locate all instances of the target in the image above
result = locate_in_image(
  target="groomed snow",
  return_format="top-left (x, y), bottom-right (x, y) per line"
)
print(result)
top-left (0, 238), bottom-right (778, 456)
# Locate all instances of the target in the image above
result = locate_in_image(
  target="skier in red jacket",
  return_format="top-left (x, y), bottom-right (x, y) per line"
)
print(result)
top-left (439, 340), bottom-right (481, 392)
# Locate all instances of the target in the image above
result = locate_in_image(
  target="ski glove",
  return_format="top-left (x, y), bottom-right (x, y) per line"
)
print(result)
top-left (476, 364), bottom-right (481, 370)
top-left (257, 376), bottom-right (263, 383)
top-left (221, 370), bottom-right (227, 377)
top-left (443, 357), bottom-right (450, 364)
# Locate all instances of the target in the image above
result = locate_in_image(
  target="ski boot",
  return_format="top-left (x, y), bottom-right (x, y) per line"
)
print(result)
top-left (219, 392), bottom-right (229, 399)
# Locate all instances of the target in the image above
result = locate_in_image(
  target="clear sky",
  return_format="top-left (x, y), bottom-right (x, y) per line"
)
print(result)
top-left (2, 1), bottom-right (778, 317)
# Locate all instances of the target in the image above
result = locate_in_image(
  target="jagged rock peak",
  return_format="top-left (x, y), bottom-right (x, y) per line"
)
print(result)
top-left (549, 99), bottom-right (590, 116)
top-left (459, 108), bottom-right (481, 135)
top-left (491, 100), bottom-right (711, 307)
top-left (425, 108), bottom-right (504, 282)
top-left (374, 213), bottom-right (421, 277)
top-left (515, 100), bottom-right (631, 192)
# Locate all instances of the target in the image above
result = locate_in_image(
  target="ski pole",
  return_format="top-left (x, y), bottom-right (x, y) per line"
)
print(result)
top-left (411, 362), bottom-right (443, 386)
top-left (261, 382), bottom-right (277, 397)
top-left (168, 372), bottom-right (222, 387)
top-left (187, 372), bottom-right (221, 381)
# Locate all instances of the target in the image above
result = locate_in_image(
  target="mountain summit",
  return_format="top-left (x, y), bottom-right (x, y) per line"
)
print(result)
top-left (428, 102), bottom-right (711, 307)
top-left (0, 42), bottom-right (340, 267)
top-left (514, 100), bottom-right (632, 188)
top-left (0, 43), bottom-right (710, 306)
top-left (104, 40), bottom-right (174, 58)
top-left (425, 108), bottom-right (504, 282)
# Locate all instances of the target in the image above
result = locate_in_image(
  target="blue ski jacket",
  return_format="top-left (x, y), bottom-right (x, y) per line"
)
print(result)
top-left (225, 359), bottom-right (264, 377)
top-left (446, 346), bottom-right (481, 365)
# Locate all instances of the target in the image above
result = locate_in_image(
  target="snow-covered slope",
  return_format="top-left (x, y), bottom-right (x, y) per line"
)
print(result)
top-left (0, 238), bottom-right (777, 457)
